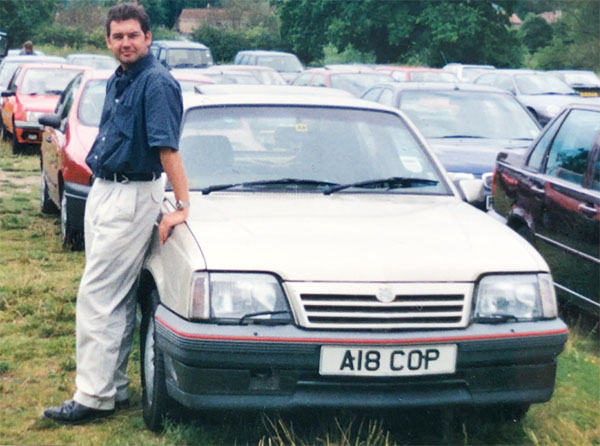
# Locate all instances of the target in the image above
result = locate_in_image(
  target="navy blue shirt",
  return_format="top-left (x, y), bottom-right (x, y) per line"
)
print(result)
top-left (86, 53), bottom-right (183, 177)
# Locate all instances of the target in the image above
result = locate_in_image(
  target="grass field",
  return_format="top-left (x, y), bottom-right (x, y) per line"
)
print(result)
top-left (0, 140), bottom-right (598, 445)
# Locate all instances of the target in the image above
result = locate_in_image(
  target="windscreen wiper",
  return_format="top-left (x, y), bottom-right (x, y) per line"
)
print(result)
top-left (436, 135), bottom-right (486, 139)
top-left (239, 310), bottom-right (292, 325)
top-left (324, 177), bottom-right (438, 195)
top-left (201, 178), bottom-right (339, 195)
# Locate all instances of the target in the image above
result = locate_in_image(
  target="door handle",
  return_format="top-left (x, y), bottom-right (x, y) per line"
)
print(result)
top-left (531, 185), bottom-right (545, 196)
top-left (578, 203), bottom-right (598, 217)
top-left (46, 137), bottom-right (52, 142)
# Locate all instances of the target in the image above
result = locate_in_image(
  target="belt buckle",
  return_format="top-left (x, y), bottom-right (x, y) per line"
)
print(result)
top-left (121, 174), bottom-right (129, 184)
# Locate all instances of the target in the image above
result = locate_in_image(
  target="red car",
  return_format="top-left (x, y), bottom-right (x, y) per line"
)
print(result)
top-left (39, 69), bottom-right (111, 249)
top-left (375, 65), bottom-right (458, 83)
top-left (291, 66), bottom-right (393, 97)
top-left (0, 62), bottom-right (87, 153)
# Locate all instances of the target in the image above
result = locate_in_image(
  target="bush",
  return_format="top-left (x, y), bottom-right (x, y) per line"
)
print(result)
top-left (318, 43), bottom-right (376, 66)
top-left (152, 26), bottom-right (180, 41)
top-left (34, 24), bottom-right (105, 49)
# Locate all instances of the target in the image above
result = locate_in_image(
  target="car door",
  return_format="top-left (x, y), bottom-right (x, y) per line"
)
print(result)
top-left (41, 74), bottom-right (81, 206)
top-left (533, 108), bottom-right (600, 311)
top-left (1, 66), bottom-right (21, 133)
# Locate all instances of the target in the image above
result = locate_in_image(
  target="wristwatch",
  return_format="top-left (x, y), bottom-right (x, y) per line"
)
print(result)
top-left (175, 200), bottom-right (190, 211)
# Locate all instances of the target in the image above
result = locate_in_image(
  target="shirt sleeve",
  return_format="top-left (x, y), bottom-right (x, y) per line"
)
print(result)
top-left (144, 74), bottom-right (183, 151)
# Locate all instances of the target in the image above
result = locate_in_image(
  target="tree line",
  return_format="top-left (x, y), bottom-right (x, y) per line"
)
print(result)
top-left (0, 0), bottom-right (597, 71)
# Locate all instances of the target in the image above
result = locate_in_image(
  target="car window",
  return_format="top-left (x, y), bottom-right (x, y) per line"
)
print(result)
top-left (544, 109), bottom-right (600, 186)
top-left (6, 65), bottom-right (21, 90)
top-left (592, 151), bottom-right (600, 191)
top-left (497, 75), bottom-right (516, 94)
top-left (526, 116), bottom-right (564, 171)
top-left (515, 74), bottom-right (575, 95)
top-left (361, 87), bottom-right (382, 102)
top-left (165, 48), bottom-right (212, 68)
top-left (475, 73), bottom-right (495, 86)
top-left (329, 73), bottom-right (393, 97)
top-left (20, 68), bottom-right (82, 95)
top-left (311, 74), bottom-right (327, 87)
top-left (78, 79), bottom-right (108, 127)
top-left (390, 71), bottom-right (407, 81)
top-left (180, 105), bottom-right (450, 194)
top-left (57, 75), bottom-right (82, 129)
top-left (378, 88), bottom-right (394, 107)
top-left (149, 45), bottom-right (158, 57)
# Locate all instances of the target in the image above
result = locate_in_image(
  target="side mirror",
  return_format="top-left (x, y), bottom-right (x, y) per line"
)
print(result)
top-left (448, 172), bottom-right (485, 204)
top-left (1, 90), bottom-right (15, 97)
top-left (39, 113), bottom-right (61, 129)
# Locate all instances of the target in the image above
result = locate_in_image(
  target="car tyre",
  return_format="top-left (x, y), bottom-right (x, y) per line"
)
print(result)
top-left (11, 120), bottom-right (23, 154)
top-left (140, 288), bottom-right (171, 432)
top-left (61, 193), bottom-right (83, 250)
top-left (0, 121), bottom-right (8, 141)
top-left (40, 172), bottom-right (58, 214)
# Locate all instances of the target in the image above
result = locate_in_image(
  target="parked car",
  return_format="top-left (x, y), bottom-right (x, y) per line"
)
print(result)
top-left (490, 103), bottom-right (600, 314)
top-left (375, 65), bottom-right (458, 83)
top-left (193, 64), bottom-right (287, 85)
top-left (291, 67), bottom-right (393, 97)
top-left (442, 63), bottom-right (495, 82)
top-left (0, 54), bottom-right (66, 99)
top-left (171, 70), bottom-right (215, 93)
top-left (38, 69), bottom-right (111, 249)
top-left (136, 87), bottom-right (567, 432)
top-left (0, 62), bottom-right (86, 153)
top-left (547, 70), bottom-right (600, 97)
top-left (473, 69), bottom-right (597, 125)
top-left (65, 53), bottom-right (118, 70)
top-left (149, 40), bottom-right (214, 70)
top-left (360, 81), bottom-right (541, 209)
top-left (233, 50), bottom-right (304, 83)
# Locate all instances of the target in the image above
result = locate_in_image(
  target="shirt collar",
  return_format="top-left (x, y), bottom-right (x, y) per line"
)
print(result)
top-left (115, 52), bottom-right (155, 80)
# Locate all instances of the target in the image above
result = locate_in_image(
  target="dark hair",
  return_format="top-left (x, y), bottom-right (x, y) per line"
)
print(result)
top-left (105, 2), bottom-right (150, 37)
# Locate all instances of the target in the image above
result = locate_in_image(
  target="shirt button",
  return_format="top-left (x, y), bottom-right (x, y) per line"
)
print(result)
top-left (102, 137), bottom-right (106, 141)
top-left (115, 98), bottom-right (119, 103)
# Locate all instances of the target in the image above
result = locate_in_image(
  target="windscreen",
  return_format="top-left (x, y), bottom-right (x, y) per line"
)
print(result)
top-left (20, 68), bottom-right (83, 95)
top-left (78, 79), bottom-right (107, 126)
top-left (515, 74), bottom-right (575, 95)
top-left (400, 90), bottom-right (541, 140)
top-left (179, 105), bottom-right (449, 194)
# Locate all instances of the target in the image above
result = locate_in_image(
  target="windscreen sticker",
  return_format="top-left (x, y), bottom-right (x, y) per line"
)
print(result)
top-left (295, 123), bottom-right (308, 132)
top-left (400, 156), bottom-right (423, 173)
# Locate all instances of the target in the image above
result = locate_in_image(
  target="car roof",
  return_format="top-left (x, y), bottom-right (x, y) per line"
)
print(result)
top-left (367, 81), bottom-right (509, 94)
top-left (1, 55), bottom-right (66, 63)
top-left (15, 62), bottom-right (89, 71)
top-left (235, 50), bottom-right (297, 56)
top-left (204, 64), bottom-right (277, 72)
top-left (66, 53), bottom-right (114, 59)
top-left (151, 40), bottom-right (209, 49)
top-left (182, 85), bottom-right (389, 110)
top-left (191, 84), bottom-right (355, 98)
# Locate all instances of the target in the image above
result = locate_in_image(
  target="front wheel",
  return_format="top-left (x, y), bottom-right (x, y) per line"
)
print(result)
top-left (61, 193), bottom-right (83, 250)
top-left (40, 171), bottom-right (58, 214)
top-left (140, 289), bottom-right (171, 432)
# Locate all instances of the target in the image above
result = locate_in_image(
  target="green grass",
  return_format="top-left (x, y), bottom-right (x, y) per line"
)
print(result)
top-left (0, 140), bottom-right (598, 445)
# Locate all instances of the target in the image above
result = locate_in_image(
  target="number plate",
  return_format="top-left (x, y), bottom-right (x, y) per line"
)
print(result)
top-left (319, 344), bottom-right (457, 377)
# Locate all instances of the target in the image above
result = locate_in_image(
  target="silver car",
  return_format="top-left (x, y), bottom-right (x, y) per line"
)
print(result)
top-left (137, 88), bottom-right (567, 431)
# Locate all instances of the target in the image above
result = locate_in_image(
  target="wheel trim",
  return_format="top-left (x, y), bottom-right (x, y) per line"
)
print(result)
top-left (144, 317), bottom-right (156, 405)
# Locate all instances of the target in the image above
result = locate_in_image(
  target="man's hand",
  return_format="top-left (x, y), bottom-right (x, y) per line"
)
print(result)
top-left (159, 209), bottom-right (188, 244)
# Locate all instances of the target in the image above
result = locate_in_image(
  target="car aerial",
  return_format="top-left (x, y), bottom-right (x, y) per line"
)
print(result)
top-left (473, 69), bottom-right (599, 126)
top-left (194, 64), bottom-right (287, 85)
top-left (547, 69), bottom-right (600, 97)
top-left (1, 62), bottom-right (86, 153)
top-left (291, 66), bottom-right (393, 97)
top-left (360, 81), bottom-right (541, 209)
top-left (233, 50), bottom-right (304, 83)
top-left (38, 69), bottom-right (111, 249)
top-left (149, 40), bottom-right (214, 70)
top-left (65, 53), bottom-right (118, 70)
top-left (490, 103), bottom-right (600, 314)
top-left (171, 70), bottom-right (215, 93)
top-left (442, 63), bottom-right (495, 82)
top-left (375, 65), bottom-right (458, 83)
top-left (136, 87), bottom-right (567, 432)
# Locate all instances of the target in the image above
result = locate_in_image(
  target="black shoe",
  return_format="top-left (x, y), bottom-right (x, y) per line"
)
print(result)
top-left (43, 400), bottom-right (114, 425)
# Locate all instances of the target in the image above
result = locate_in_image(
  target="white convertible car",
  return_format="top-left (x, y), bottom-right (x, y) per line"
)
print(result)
top-left (137, 86), bottom-right (568, 431)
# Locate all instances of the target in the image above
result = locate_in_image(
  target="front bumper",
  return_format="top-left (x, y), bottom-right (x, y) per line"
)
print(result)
top-left (155, 305), bottom-right (568, 411)
top-left (14, 120), bottom-right (43, 143)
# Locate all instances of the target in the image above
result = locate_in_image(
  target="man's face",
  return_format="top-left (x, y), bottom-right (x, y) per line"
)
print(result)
top-left (106, 19), bottom-right (151, 69)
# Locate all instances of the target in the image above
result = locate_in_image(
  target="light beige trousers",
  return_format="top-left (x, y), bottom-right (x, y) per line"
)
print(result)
top-left (73, 177), bottom-right (163, 410)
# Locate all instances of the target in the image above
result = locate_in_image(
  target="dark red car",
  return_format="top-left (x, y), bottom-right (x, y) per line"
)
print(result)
top-left (491, 103), bottom-right (600, 314)
top-left (0, 62), bottom-right (87, 153)
top-left (39, 69), bottom-right (111, 249)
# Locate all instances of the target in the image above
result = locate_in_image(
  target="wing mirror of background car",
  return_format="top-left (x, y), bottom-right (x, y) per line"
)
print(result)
top-left (38, 113), bottom-right (61, 129)
top-left (448, 172), bottom-right (485, 204)
top-left (0, 90), bottom-right (14, 97)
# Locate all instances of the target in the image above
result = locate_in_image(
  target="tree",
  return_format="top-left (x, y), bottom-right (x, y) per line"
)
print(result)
top-left (519, 13), bottom-right (553, 53)
top-left (0, 0), bottom-right (58, 48)
top-left (276, 0), bottom-right (524, 67)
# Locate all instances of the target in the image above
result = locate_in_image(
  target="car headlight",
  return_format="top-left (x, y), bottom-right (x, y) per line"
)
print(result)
top-left (26, 110), bottom-right (44, 124)
top-left (544, 104), bottom-right (561, 118)
top-left (189, 272), bottom-right (292, 322)
top-left (474, 274), bottom-right (557, 322)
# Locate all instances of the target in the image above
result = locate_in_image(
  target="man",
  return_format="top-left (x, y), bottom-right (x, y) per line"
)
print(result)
top-left (43, 2), bottom-right (189, 425)
top-left (19, 40), bottom-right (36, 55)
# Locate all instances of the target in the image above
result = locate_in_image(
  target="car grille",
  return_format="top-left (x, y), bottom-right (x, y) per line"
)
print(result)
top-left (286, 282), bottom-right (472, 330)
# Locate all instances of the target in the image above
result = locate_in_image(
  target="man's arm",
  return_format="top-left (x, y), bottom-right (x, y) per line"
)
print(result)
top-left (159, 147), bottom-right (189, 244)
